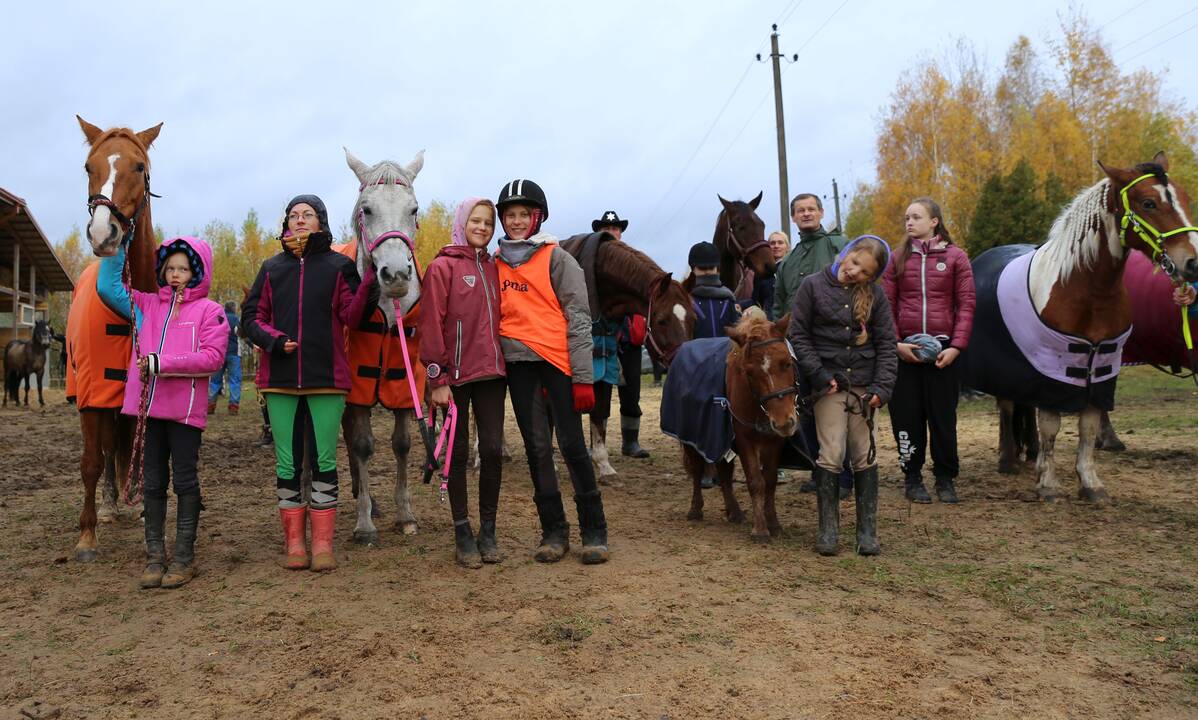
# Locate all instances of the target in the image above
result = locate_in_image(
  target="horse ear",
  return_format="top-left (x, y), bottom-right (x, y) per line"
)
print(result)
top-left (77, 115), bottom-right (103, 145)
top-left (344, 147), bottom-right (371, 184)
top-left (748, 191), bottom-right (763, 210)
top-left (136, 123), bottom-right (163, 149)
top-left (1153, 151), bottom-right (1170, 172)
top-left (718, 195), bottom-right (733, 212)
top-left (773, 314), bottom-right (790, 335)
top-left (405, 150), bottom-right (425, 180)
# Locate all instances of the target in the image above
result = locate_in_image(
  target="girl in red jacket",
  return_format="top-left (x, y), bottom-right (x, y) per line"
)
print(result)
top-left (881, 197), bottom-right (976, 504)
top-left (419, 198), bottom-right (506, 568)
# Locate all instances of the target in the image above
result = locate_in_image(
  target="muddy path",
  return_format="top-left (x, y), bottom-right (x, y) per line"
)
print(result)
top-left (1, 367), bottom-right (1196, 719)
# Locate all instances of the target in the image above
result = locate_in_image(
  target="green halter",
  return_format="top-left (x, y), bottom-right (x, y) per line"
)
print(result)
top-left (1117, 172), bottom-right (1198, 350)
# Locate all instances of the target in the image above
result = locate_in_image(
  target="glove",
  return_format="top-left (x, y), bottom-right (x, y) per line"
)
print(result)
top-left (572, 383), bottom-right (595, 413)
top-left (627, 314), bottom-right (647, 346)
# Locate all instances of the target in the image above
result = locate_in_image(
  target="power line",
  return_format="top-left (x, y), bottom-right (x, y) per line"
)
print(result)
top-left (1121, 18), bottom-right (1198, 62)
top-left (792, 0), bottom-right (851, 57)
top-left (1112, 6), bottom-right (1197, 53)
top-left (1099, 0), bottom-right (1152, 29)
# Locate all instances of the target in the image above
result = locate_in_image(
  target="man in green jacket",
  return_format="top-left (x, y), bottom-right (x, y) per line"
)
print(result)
top-left (774, 192), bottom-right (852, 495)
top-left (773, 193), bottom-right (849, 319)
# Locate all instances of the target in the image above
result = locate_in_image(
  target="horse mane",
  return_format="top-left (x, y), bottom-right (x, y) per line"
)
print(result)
top-left (596, 239), bottom-right (667, 283)
top-left (90, 128), bottom-right (151, 157)
top-left (1036, 179), bottom-right (1119, 287)
top-left (351, 160), bottom-right (414, 217)
top-left (731, 309), bottom-right (773, 343)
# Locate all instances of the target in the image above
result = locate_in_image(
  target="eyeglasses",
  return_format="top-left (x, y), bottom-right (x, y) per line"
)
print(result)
top-left (288, 211), bottom-right (317, 221)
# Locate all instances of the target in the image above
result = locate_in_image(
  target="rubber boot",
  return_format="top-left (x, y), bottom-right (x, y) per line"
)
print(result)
top-left (477, 519), bottom-right (502, 564)
top-left (814, 467), bottom-right (840, 556)
top-left (532, 492), bottom-right (570, 563)
top-left (854, 467), bottom-right (880, 556)
top-left (140, 495), bottom-right (168, 589)
top-left (308, 507), bottom-right (337, 572)
top-left (278, 506), bottom-right (309, 570)
top-left (257, 425), bottom-right (274, 447)
top-left (454, 521), bottom-right (482, 569)
top-left (799, 475), bottom-right (817, 493)
top-left (620, 416), bottom-right (651, 458)
top-left (228, 403), bottom-right (239, 415)
top-left (935, 477), bottom-right (959, 504)
top-left (574, 490), bottom-right (610, 565)
top-left (161, 492), bottom-right (201, 588)
top-left (207, 400), bottom-right (217, 415)
top-left (904, 475), bottom-right (932, 504)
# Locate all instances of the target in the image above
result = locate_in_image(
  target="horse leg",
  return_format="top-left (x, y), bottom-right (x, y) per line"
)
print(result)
top-left (36, 370), bottom-right (44, 407)
top-left (392, 410), bottom-right (417, 535)
top-left (1075, 406), bottom-right (1110, 505)
top-left (1034, 408), bottom-right (1062, 501)
top-left (1018, 404), bottom-right (1040, 462)
top-left (717, 460), bottom-right (745, 524)
top-left (590, 417), bottom-right (620, 487)
top-left (1094, 410), bottom-right (1126, 453)
top-left (737, 441), bottom-right (770, 542)
top-left (996, 399), bottom-right (1020, 475)
top-left (343, 406), bottom-right (379, 546)
top-left (763, 448), bottom-right (782, 537)
top-left (683, 446), bottom-right (704, 521)
top-left (75, 412), bottom-right (105, 562)
top-left (23, 372), bottom-right (30, 406)
top-left (97, 411), bottom-right (121, 523)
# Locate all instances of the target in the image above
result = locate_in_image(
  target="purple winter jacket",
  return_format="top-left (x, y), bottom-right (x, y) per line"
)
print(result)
top-left (101, 237), bottom-right (229, 429)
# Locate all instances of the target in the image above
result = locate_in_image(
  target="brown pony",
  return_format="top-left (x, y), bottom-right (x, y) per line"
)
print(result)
top-left (684, 310), bottom-right (799, 542)
top-left (713, 193), bottom-right (775, 295)
top-left (71, 116), bottom-right (161, 561)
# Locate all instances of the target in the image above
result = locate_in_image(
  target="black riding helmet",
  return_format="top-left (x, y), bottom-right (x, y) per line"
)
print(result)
top-left (496, 179), bottom-right (549, 221)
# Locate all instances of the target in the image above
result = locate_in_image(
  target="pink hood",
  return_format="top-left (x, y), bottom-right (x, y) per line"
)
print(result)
top-left (451, 197), bottom-right (492, 247)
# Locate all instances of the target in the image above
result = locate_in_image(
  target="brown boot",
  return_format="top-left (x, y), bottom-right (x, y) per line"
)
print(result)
top-left (279, 506), bottom-right (309, 570)
top-left (309, 507), bottom-right (338, 572)
top-left (228, 403), bottom-right (239, 415)
top-left (161, 493), bottom-right (201, 589)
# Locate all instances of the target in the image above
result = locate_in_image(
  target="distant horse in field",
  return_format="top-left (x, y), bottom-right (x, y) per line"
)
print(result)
top-left (559, 231), bottom-right (695, 484)
top-left (66, 116), bottom-right (162, 561)
top-left (960, 153), bottom-right (1198, 503)
top-left (662, 310), bottom-right (800, 542)
top-left (4, 320), bottom-right (52, 407)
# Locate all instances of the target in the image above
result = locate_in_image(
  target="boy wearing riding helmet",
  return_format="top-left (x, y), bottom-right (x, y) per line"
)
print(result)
top-left (242, 195), bottom-right (378, 573)
top-left (419, 197), bottom-right (507, 569)
top-left (98, 236), bottom-right (228, 589)
top-left (494, 178), bottom-right (610, 565)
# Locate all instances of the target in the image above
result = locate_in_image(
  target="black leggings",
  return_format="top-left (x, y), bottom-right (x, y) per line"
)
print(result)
top-left (142, 418), bottom-right (203, 498)
top-left (507, 361), bottom-right (599, 498)
top-left (888, 360), bottom-right (960, 480)
top-left (616, 342), bottom-right (643, 418)
top-left (448, 378), bottom-right (507, 524)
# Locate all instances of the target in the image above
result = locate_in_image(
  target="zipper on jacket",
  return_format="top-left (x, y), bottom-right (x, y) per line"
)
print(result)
top-left (145, 292), bottom-right (177, 414)
top-left (477, 252), bottom-right (501, 375)
top-left (919, 247), bottom-right (928, 335)
top-left (297, 257), bottom-right (305, 388)
top-left (454, 320), bottom-right (462, 380)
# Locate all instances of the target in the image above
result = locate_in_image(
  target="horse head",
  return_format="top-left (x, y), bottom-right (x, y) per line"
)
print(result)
top-left (1101, 151), bottom-right (1198, 282)
top-left (716, 192), bottom-right (775, 281)
top-left (78, 116), bottom-right (161, 257)
top-left (32, 320), bottom-right (51, 349)
top-left (726, 309), bottom-right (798, 438)
top-left (646, 273), bottom-right (695, 365)
top-left (345, 148), bottom-right (424, 317)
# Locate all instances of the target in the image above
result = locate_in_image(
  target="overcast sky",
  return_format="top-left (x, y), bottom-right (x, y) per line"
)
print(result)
top-left (3, 0), bottom-right (1196, 276)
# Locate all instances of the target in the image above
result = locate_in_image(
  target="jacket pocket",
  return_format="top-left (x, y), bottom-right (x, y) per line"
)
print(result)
top-left (454, 320), bottom-right (462, 380)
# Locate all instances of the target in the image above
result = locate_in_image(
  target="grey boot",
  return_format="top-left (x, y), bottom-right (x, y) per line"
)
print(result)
top-left (161, 492), bottom-right (201, 589)
top-left (532, 492), bottom-right (570, 563)
top-left (140, 495), bottom-right (168, 589)
top-left (476, 519), bottom-right (502, 564)
top-left (814, 468), bottom-right (840, 556)
top-left (620, 415), bottom-right (650, 458)
top-left (454, 521), bottom-right (482, 569)
top-left (574, 490), bottom-right (610, 565)
top-left (854, 467), bottom-right (880, 556)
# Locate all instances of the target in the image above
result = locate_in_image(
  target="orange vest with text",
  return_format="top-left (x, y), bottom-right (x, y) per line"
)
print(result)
top-left (498, 243), bottom-right (571, 377)
top-left (65, 262), bottom-right (133, 409)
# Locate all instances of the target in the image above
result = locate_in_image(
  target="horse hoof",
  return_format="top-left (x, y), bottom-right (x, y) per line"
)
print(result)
top-left (598, 474), bottom-right (622, 488)
top-left (997, 462), bottom-right (1020, 476)
top-left (727, 511), bottom-right (746, 525)
top-left (750, 533), bottom-right (771, 544)
top-left (1078, 487), bottom-right (1111, 505)
top-left (352, 530), bottom-right (379, 546)
top-left (1097, 440), bottom-right (1126, 453)
top-left (686, 509), bottom-right (703, 521)
top-left (75, 548), bottom-right (98, 563)
top-left (768, 524), bottom-right (783, 538)
top-left (396, 521), bottom-right (418, 536)
top-left (1038, 490), bottom-right (1059, 503)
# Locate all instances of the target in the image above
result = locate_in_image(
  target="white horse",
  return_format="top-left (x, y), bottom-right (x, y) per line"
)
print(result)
top-left (341, 148), bottom-right (425, 544)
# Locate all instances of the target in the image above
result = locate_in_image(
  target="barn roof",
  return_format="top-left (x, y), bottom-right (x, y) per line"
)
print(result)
top-left (0, 188), bottom-right (73, 293)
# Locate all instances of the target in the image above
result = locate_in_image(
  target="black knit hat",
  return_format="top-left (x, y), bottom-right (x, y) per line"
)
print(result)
top-left (283, 194), bottom-right (330, 235)
top-left (687, 241), bottom-right (720, 269)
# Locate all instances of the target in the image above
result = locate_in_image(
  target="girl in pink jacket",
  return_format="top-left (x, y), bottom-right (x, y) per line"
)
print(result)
top-left (99, 236), bottom-right (228, 589)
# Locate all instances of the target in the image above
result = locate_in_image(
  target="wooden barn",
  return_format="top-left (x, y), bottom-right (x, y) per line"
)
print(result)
top-left (0, 188), bottom-right (73, 346)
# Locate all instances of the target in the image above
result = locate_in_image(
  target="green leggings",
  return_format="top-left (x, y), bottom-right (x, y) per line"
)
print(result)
top-left (265, 393), bottom-right (346, 509)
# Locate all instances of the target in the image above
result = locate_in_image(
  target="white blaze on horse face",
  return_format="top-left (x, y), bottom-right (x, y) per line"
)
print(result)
top-left (1161, 184), bottom-right (1198, 256)
top-left (87, 153), bottom-right (120, 252)
top-left (672, 303), bottom-right (687, 324)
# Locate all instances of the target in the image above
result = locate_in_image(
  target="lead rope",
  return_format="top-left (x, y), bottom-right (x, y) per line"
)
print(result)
top-left (122, 232), bottom-right (150, 507)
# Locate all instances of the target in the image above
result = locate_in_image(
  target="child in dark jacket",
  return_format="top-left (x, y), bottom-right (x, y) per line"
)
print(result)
top-left (419, 197), bottom-right (506, 568)
top-left (687, 242), bottom-right (740, 339)
top-left (790, 235), bottom-right (897, 557)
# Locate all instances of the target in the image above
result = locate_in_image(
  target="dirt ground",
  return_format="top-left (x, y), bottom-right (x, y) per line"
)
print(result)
top-left (1, 366), bottom-right (1196, 719)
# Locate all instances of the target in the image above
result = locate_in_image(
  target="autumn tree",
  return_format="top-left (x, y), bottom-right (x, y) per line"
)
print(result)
top-left (415, 200), bottom-right (454, 271)
top-left (47, 226), bottom-right (89, 331)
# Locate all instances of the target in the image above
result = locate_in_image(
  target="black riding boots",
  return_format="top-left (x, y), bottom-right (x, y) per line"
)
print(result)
top-left (814, 467), bottom-right (840, 556)
top-left (574, 490), bottom-right (610, 565)
top-left (854, 467), bottom-right (881, 556)
top-left (140, 495), bottom-right (168, 589)
top-left (160, 492), bottom-right (201, 589)
top-left (533, 492), bottom-right (570, 563)
top-left (454, 521), bottom-right (483, 569)
top-left (620, 416), bottom-right (651, 458)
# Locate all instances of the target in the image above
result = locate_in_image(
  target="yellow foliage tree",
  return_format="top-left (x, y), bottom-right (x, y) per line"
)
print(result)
top-left (415, 200), bottom-right (454, 271)
top-left (48, 226), bottom-right (89, 331)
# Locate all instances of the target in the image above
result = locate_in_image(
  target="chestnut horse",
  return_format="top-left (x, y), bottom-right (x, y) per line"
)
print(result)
top-left (70, 116), bottom-right (162, 561)
top-left (712, 192), bottom-right (776, 296)
top-left (961, 153), bottom-right (1198, 503)
top-left (675, 311), bottom-right (800, 542)
top-left (559, 232), bottom-right (696, 484)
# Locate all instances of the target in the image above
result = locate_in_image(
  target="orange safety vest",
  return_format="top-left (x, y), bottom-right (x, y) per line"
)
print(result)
top-left (65, 262), bottom-right (133, 409)
top-left (497, 243), bottom-right (571, 377)
top-left (334, 243), bottom-right (427, 409)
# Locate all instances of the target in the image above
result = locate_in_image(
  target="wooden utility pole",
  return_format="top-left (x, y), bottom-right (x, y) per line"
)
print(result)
top-left (759, 25), bottom-right (796, 238)
top-left (831, 178), bottom-right (843, 231)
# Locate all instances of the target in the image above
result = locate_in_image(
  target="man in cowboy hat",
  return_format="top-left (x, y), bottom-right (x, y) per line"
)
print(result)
top-left (591, 210), bottom-right (651, 459)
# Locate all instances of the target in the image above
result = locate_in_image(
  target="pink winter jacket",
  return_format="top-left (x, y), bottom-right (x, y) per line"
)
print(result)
top-left (100, 236), bottom-right (229, 429)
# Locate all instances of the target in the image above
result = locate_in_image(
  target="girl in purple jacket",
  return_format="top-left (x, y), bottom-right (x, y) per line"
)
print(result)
top-left (419, 198), bottom-right (506, 568)
top-left (99, 236), bottom-right (229, 589)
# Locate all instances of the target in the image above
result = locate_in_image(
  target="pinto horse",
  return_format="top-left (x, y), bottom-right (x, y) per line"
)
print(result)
top-left (67, 116), bottom-right (162, 561)
top-left (559, 232), bottom-right (695, 484)
top-left (960, 153), bottom-right (1198, 503)
top-left (663, 310), bottom-right (800, 542)
top-left (713, 192), bottom-right (775, 296)
top-left (336, 149), bottom-right (426, 545)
